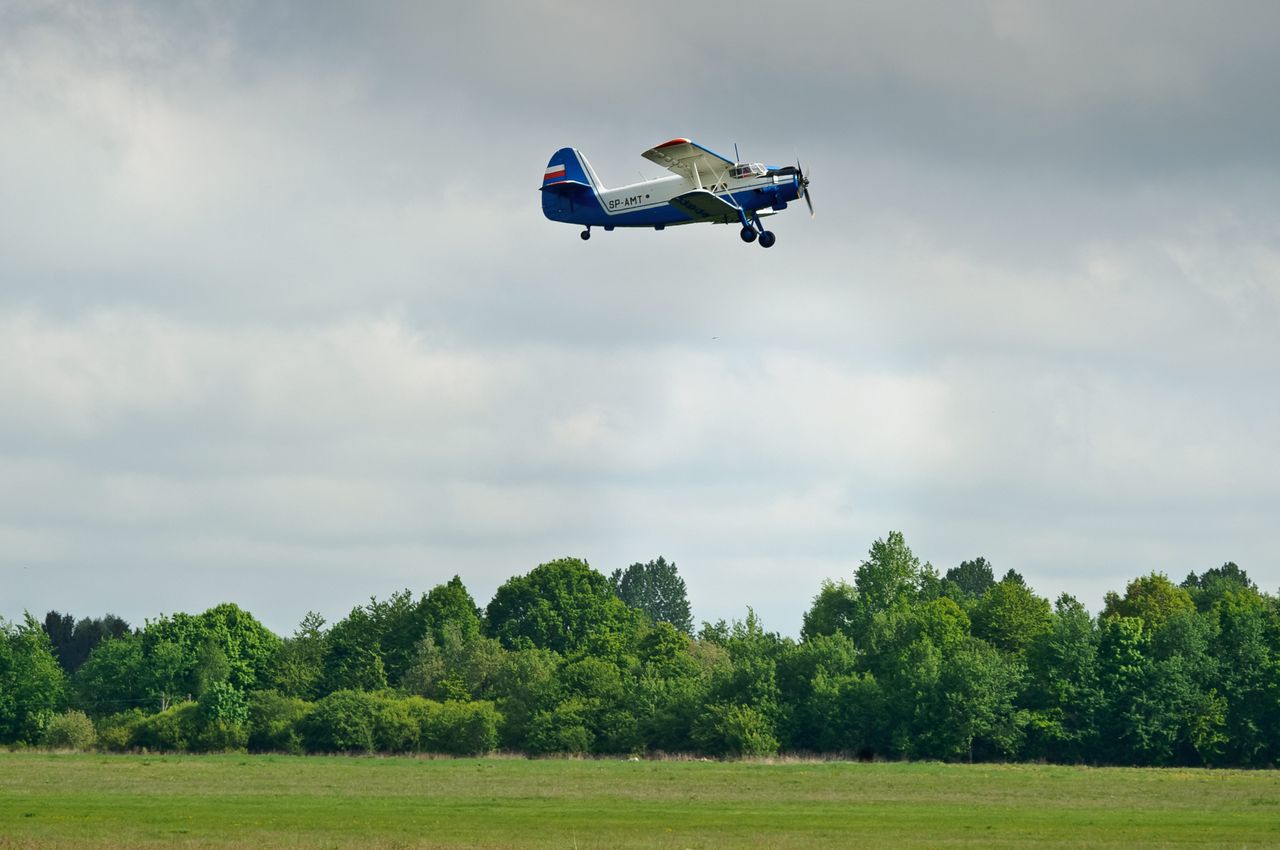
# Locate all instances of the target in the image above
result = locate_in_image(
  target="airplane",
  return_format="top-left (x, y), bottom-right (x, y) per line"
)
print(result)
top-left (540, 138), bottom-right (812, 247)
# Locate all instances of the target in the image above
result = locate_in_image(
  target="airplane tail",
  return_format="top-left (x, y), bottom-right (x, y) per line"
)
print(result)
top-left (542, 148), bottom-right (604, 191)
top-left (541, 148), bottom-right (604, 222)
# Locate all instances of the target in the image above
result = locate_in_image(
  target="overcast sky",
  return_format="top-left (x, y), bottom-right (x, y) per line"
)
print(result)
top-left (3, 1), bottom-right (1278, 637)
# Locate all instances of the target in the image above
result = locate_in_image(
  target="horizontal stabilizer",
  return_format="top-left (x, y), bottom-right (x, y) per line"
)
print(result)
top-left (668, 190), bottom-right (739, 223)
top-left (539, 179), bottom-right (595, 196)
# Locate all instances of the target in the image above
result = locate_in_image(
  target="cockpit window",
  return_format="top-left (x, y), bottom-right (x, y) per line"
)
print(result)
top-left (731, 163), bottom-right (766, 179)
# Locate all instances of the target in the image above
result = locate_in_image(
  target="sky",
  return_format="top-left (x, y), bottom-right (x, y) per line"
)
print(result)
top-left (3, 1), bottom-right (1279, 637)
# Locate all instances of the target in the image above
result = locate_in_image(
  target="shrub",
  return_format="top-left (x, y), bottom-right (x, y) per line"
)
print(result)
top-left (692, 703), bottom-right (779, 757)
top-left (132, 702), bottom-right (200, 752)
top-left (525, 700), bottom-right (592, 755)
top-left (198, 682), bottom-right (249, 726)
top-left (42, 710), bottom-right (96, 750)
top-left (422, 700), bottom-right (501, 755)
top-left (95, 709), bottom-right (146, 752)
top-left (372, 694), bottom-right (419, 753)
top-left (191, 718), bottom-right (248, 752)
top-left (247, 690), bottom-right (310, 754)
top-left (187, 682), bottom-right (250, 752)
top-left (302, 690), bottom-right (377, 752)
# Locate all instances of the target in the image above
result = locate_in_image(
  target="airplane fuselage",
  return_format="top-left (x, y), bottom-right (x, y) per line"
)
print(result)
top-left (542, 153), bottom-right (803, 230)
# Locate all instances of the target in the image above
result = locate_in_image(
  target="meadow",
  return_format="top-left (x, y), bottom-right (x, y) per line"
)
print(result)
top-left (1, 752), bottom-right (1277, 849)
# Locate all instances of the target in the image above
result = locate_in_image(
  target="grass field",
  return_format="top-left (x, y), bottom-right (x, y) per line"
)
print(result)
top-left (1, 752), bottom-right (1277, 849)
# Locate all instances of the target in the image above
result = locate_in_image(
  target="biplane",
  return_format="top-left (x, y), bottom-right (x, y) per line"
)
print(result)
top-left (540, 138), bottom-right (812, 247)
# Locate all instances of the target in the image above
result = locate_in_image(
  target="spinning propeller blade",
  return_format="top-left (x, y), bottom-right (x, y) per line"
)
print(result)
top-left (765, 159), bottom-right (814, 217)
top-left (796, 159), bottom-right (814, 217)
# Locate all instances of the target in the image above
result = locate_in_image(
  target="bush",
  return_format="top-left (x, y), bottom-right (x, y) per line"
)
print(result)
top-left (95, 709), bottom-right (146, 752)
top-left (421, 699), bottom-right (501, 755)
top-left (193, 719), bottom-right (249, 752)
top-left (42, 710), bottom-right (97, 750)
top-left (131, 702), bottom-right (200, 752)
top-left (198, 682), bottom-right (249, 726)
top-left (692, 703), bottom-right (779, 757)
top-left (247, 690), bottom-right (310, 754)
top-left (372, 694), bottom-right (419, 753)
top-left (302, 690), bottom-right (377, 752)
top-left (525, 700), bottom-right (592, 755)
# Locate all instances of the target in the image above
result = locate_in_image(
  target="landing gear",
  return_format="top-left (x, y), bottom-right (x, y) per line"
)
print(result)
top-left (580, 228), bottom-right (591, 241)
top-left (740, 227), bottom-right (758, 243)
top-left (758, 231), bottom-right (776, 248)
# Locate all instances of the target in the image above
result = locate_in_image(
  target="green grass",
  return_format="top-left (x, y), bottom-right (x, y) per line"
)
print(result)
top-left (1, 752), bottom-right (1277, 849)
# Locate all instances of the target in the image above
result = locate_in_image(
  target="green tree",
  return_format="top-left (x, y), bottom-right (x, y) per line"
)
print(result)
top-left (42, 612), bottom-right (131, 674)
top-left (854, 531), bottom-right (924, 615)
top-left (403, 625), bottom-right (506, 701)
top-left (1182, 562), bottom-right (1255, 613)
top-left (630, 623), bottom-right (721, 753)
top-left (322, 641), bottom-right (387, 693)
top-left (326, 590), bottom-right (433, 688)
top-left (705, 610), bottom-right (786, 726)
top-left (486, 558), bottom-right (643, 658)
top-left (193, 641), bottom-right (231, 696)
top-left (73, 634), bottom-right (149, 715)
top-left (1209, 589), bottom-right (1277, 765)
top-left (0, 615), bottom-right (68, 743)
top-left (1095, 615), bottom-right (1152, 763)
top-left (1023, 594), bottom-right (1102, 762)
top-left (800, 580), bottom-right (858, 641)
top-left (925, 637), bottom-right (1025, 761)
top-left (141, 603), bottom-right (281, 695)
top-left (558, 655), bottom-right (636, 752)
top-left (1102, 572), bottom-right (1195, 634)
top-left (971, 577), bottom-right (1052, 656)
top-left (269, 611), bottom-right (328, 699)
top-left (777, 631), bottom-right (861, 751)
top-left (488, 647), bottom-right (562, 748)
top-left (609, 557), bottom-right (694, 633)
top-left (422, 576), bottom-right (483, 645)
top-left (944, 557), bottom-right (996, 604)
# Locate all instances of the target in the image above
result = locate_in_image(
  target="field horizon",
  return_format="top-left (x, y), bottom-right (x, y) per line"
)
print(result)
top-left (3, 751), bottom-right (1278, 849)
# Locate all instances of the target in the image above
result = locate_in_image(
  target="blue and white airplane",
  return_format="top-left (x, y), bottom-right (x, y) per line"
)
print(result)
top-left (541, 138), bottom-right (813, 247)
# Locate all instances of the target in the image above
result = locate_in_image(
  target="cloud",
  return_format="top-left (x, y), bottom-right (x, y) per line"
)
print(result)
top-left (2, 1), bottom-right (1279, 633)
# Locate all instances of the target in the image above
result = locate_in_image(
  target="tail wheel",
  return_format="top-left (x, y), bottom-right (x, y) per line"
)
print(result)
top-left (580, 229), bottom-right (591, 241)
top-left (758, 231), bottom-right (776, 248)
top-left (740, 227), bottom-right (758, 243)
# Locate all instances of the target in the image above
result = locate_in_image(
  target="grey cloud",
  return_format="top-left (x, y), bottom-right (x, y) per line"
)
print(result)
top-left (2, 1), bottom-right (1279, 634)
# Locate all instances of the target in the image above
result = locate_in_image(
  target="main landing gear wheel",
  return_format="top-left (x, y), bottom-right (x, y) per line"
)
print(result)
top-left (740, 227), bottom-right (758, 243)
top-left (758, 231), bottom-right (776, 248)
top-left (580, 229), bottom-right (591, 241)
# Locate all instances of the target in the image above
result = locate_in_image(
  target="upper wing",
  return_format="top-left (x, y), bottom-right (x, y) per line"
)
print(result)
top-left (642, 138), bottom-right (734, 182)
top-left (668, 189), bottom-right (740, 224)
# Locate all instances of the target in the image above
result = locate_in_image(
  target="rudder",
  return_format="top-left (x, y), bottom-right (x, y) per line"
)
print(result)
top-left (542, 147), bottom-right (597, 188)
top-left (541, 147), bottom-right (603, 223)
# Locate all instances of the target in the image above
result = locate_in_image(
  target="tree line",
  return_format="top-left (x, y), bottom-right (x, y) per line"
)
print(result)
top-left (2, 535), bottom-right (1277, 765)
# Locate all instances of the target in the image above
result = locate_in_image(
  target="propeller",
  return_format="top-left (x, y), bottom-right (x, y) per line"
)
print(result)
top-left (794, 159), bottom-right (814, 217)
top-left (768, 160), bottom-right (814, 217)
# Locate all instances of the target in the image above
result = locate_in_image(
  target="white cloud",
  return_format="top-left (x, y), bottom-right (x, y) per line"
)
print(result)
top-left (3, 1), bottom-right (1279, 633)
